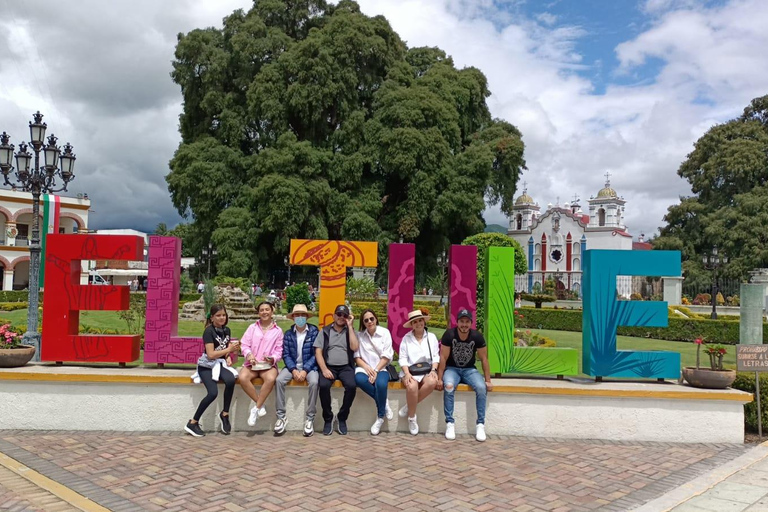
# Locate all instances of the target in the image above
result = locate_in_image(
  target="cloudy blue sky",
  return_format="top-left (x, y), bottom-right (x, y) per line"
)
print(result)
top-left (0, 0), bottom-right (766, 239)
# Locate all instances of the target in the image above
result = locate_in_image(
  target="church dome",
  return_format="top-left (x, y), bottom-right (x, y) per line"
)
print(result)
top-left (515, 185), bottom-right (535, 205)
top-left (596, 173), bottom-right (617, 198)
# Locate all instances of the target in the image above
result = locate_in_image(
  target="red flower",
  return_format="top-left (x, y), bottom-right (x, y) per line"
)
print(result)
top-left (694, 338), bottom-right (703, 345)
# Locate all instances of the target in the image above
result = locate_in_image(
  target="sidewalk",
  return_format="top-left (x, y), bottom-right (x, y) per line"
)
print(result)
top-left (634, 441), bottom-right (768, 512)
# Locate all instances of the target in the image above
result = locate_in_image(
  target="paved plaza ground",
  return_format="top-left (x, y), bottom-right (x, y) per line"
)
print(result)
top-left (0, 430), bottom-right (758, 512)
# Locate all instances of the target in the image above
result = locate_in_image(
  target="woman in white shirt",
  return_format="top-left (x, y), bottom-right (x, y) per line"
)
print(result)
top-left (398, 309), bottom-right (440, 435)
top-left (354, 309), bottom-right (395, 435)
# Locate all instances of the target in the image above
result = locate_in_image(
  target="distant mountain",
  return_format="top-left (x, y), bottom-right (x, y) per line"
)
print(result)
top-left (484, 223), bottom-right (507, 233)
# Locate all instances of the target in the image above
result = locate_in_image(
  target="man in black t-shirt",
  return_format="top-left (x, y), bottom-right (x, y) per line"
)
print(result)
top-left (437, 308), bottom-right (493, 442)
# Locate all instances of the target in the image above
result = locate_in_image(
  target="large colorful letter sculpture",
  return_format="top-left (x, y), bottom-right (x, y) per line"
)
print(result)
top-left (449, 245), bottom-right (477, 328)
top-left (42, 234), bottom-right (143, 363)
top-left (583, 250), bottom-right (681, 379)
top-left (290, 239), bottom-right (378, 327)
top-left (144, 236), bottom-right (201, 364)
top-left (387, 243), bottom-right (415, 351)
top-left (484, 246), bottom-right (578, 375)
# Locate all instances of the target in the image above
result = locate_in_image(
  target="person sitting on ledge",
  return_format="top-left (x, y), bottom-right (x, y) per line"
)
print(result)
top-left (437, 308), bottom-right (493, 442)
top-left (238, 301), bottom-right (283, 428)
top-left (314, 304), bottom-right (359, 436)
top-left (273, 304), bottom-right (320, 437)
top-left (354, 308), bottom-right (395, 435)
top-left (398, 309), bottom-right (440, 435)
top-left (185, 304), bottom-right (240, 437)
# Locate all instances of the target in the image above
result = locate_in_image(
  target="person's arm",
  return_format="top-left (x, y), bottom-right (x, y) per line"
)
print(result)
top-left (430, 334), bottom-right (440, 369)
top-left (399, 336), bottom-right (412, 383)
top-left (203, 328), bottom-right (237, 360)
top-left (437, 345), bottom-right (450, 390)
top-left (303, 327), bottom-right (317, 371)
top-left (378, 329), bottom-right (394, 370)
top-left (282, 331), bottom-right (297, 373)
top-left (346, 316), bottom-right (359, 352)
top-left (270, 329), bottom-right (284, 364)
top-left (240, 325), bottom-right (255, 362)
top-left (477, 346), bottom-right (493, 391)
top-left (315, 347), bottom-right (333, 379)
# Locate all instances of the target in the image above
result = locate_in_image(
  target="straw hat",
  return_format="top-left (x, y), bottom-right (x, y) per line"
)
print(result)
top-left (403, 309), bottom-right (431, 328)
top-left (286, 304), bottom-right (315, 319)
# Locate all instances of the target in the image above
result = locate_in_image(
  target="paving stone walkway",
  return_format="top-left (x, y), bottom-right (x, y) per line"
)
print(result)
top-left (0, 431), bottom-right (751, 512)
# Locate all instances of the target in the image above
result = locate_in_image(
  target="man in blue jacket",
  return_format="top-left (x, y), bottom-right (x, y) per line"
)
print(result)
top-left (274, 304), bottom-right (320, 436)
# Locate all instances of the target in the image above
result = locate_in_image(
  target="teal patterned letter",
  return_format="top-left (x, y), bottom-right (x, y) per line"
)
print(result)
top-left (583, 250), bottom-right (681, 379)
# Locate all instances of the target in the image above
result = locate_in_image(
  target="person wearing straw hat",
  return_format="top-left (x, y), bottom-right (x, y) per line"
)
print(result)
top-left (273, 303), bottom-right (320, 436)
top-left (398, 309), bottom-right (440, 435)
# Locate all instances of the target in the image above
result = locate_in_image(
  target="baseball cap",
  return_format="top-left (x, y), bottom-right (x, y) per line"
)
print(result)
top-left (334, 304), bottom-right (350, 317)
top-left (457, 308), bottom-right (472, 321)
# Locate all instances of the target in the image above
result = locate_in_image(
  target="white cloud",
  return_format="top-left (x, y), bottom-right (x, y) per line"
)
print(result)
top-left (0, 0), bottom-right (765, 240)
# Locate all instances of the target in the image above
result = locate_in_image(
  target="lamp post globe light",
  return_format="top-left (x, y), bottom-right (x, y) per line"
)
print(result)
top-left (702, 246), bottom-right (728, 320)
top-left (0, 112), bottom-right (76, 362)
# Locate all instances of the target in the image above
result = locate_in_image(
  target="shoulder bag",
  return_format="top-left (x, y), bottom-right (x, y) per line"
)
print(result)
top-left (408, 332), bottom-right (434, 376)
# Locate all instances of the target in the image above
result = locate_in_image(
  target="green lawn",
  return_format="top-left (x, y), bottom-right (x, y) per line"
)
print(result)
top-left (4, 309), bottom-right (731, 374)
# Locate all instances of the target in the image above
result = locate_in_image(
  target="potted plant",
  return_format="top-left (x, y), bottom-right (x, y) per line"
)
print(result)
top-left (682, 338), bottom-right (736, 389)
top-left (0, 323), bottom-right (35, 368)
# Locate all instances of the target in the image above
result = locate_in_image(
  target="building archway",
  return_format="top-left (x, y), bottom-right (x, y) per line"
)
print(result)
top-left (11, 256), bottom-right (30, 290)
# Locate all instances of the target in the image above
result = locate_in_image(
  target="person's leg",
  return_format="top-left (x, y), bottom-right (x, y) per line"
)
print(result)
top-left (337, 366), bottom-right (357, 422)
top-left (318, 370), bottom-right (335, 422)
top-left (274, 368), bottom-right (293, 420)
top-left (404, 376), bottom-right (419, 416)
top-left (255, 367), bottom-right (278, 408)
top-left (373, 370), bottom-right (389, 418)
top-left (355, 371), bottom-right (376, 401)
top-left (417, 373), bottom-right (437, 404)
top-left (305, 370), bottom-right (319, 421)
top-left (238, 366), bottom-right (260, 403)
top-left (220, 369), bottom-right (236, 414)
top-left (192, 367), bottom-right (218, 422)
top-left (442, 367), bottom-right (460, 424)
top-left (461, 368), bottom-right (487, 424)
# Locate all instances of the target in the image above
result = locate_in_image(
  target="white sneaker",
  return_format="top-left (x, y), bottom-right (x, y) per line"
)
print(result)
top-left (445, 422), bottom-right (456, 440)
top-left (303, 419), bottom-right (314, 437)
top-left (273, 418), bottom-right (286, 435)
top-left (408, 416), bottom-right (419, 435)
top-left (385, 400), bottom-right (394, 420)
top-left (248, 405), bottom-right (266, 426)
top-left (371, 417), bottom-right (385, 435)
top-left (398, 405), bottom-right (408, 418)
top-left (475, 423), bottom-right (486, 442)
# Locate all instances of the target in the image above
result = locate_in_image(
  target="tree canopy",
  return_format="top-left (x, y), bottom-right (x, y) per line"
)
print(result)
top-left (166, 0), bottom-right (525, 280)
top-left (655, 94), bottom-right (768, 285)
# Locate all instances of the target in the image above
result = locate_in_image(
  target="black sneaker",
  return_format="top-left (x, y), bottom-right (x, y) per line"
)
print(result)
top-left (337, 419), bottom-right (348, 436)
top-left (219, 413), bottom-right (231, 435)
top-left (185, 421), bottom-right (205, 437)
top-left (323, 420), bottom-right (333, 436)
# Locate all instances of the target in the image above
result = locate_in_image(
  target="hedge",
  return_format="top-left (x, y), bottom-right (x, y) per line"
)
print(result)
top-left (515, 307), bottom-right (758, 344)
top-left (733, 372), bottom-right (768, 432)
top-left (350, 300), bottom-right (448, 329)
top-left (0, 302), bottom-right (28, 311)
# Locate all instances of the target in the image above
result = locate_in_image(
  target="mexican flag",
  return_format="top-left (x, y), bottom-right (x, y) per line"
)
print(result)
top-left (40, 194), bottom-right (60, 288)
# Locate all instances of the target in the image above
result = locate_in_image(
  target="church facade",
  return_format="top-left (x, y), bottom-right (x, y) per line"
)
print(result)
top-left (508, 177), bottom-right (638, 297)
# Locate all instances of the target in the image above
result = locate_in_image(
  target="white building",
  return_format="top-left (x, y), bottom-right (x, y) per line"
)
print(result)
top-left (0, 189), bottom-right (90, 290)
top-left (508, 177), bottom-right (637, 297)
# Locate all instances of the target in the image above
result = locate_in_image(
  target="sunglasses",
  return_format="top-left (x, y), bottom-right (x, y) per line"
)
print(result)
top-left (335, 312), bottom-right (349, 318)
top-left (363, 317), bottom-right (376, 324)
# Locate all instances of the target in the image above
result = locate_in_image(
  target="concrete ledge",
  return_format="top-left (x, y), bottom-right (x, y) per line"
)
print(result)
top-left (0, 365), bottom-right (752, 443)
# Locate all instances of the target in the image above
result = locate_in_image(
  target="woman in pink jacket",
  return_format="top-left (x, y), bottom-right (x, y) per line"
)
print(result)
top-left (238, 302), bottom-right (284, 427)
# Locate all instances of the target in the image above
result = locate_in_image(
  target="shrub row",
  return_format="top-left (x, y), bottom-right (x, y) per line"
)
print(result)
top-left (733, 373), bottom-right (768, 432)
top-left (0, 302), bottom-right (28, 311)
top-left (350, 300), bottom-right (448, 329)
top-left (515, 307), bottom-right (758, 344)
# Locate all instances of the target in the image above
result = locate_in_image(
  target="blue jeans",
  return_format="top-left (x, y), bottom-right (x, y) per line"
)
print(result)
top-left (354, 370), bottom-right (389, 418)
top-left (443, 367), bottom-right (487, 425)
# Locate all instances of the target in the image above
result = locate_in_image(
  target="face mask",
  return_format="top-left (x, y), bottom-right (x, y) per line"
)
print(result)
top-left (294, 316), bottom-right (308, 328)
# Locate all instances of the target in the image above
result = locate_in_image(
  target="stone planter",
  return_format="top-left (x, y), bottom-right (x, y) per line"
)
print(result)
top-left (0, 345), bottom-right (36, 368)
top-left (682, 367), bottom-right (736, 389)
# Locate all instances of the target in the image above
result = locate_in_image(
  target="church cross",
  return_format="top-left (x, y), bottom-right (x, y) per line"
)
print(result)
top-left (604, 171), bottom-right (612, 186)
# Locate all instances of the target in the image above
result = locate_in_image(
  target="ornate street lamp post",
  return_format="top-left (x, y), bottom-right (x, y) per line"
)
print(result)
top-left (0, 112), bottom-right (76, 361)
top-left (702, 246), bottom-right (728, 320)
top-left (201, 241), bottom-right (217, 279)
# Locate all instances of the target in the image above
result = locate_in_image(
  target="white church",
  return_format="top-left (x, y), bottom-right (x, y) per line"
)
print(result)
top-left (508, 175), bottom-right (650, 297)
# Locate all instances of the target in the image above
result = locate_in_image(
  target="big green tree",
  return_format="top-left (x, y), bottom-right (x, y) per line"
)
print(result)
top-left (166, 0), bottom-right (525, 280)
top-left (655, 94), bottom-right (768, 285)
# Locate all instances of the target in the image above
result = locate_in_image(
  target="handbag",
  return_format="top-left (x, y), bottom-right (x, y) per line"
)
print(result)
top-left (366, 329), bottom-right (400, 383)
top-left (407, 333), bottom-right (434, 376)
